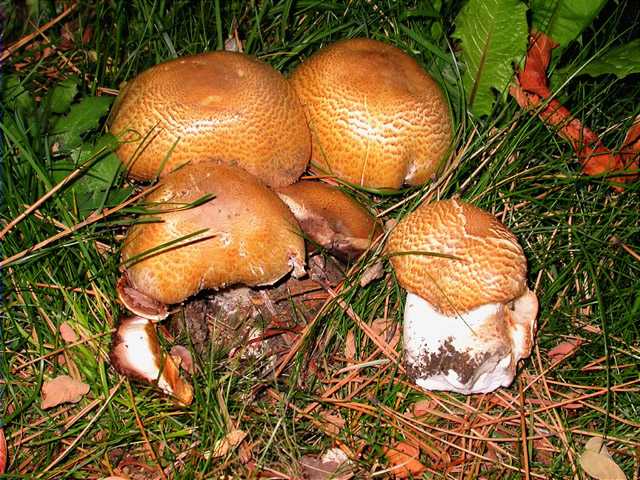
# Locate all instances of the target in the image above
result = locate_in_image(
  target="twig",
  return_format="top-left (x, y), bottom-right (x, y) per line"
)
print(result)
top-left (0, 3), bottom-right (78, 62)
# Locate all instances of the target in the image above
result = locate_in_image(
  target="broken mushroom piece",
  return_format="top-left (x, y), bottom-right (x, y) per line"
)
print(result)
top-left (275, 180), bottom-right (383, 260)
top-left (110, 316), bottom-right (193, 405)
top-left (121, 161), bottom-right (306, 306)
top-left (386, 199), bottom-right (539, 394)
top-left (290, 38), bottom-right (452, 189)
top-left (109, 51), bottom-right (310, 187)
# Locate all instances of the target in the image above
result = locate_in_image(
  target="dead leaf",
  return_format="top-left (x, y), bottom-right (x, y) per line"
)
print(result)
top-left (384, 441), bottom-right (426, 479)
top-left (548, 339), bottom-right (583, 362)
top-left (412, 399), bottom-right (437, 417)
top-left (208, 429), bottom-right (247, 459)
top-left (580, 436), bottom-right (627, 480)
top-left (344, 330), bottom-right (356, 362)
top-left (320, 411), bottom-right (345, 435)
top-left (359, 261), bottom-right (384, 287)
top-left (59, 322), bottom-right (79, 343)
top-left (170, 345), bottom-right (194, 374)
top-left (301, 447), bottom-right (351, 480)
top-left (41, 375), bottom-right (89, 409)
top-left (370, 318), bottom-right (400, 350)
top-left (0, 428), bottom-right (6, 474)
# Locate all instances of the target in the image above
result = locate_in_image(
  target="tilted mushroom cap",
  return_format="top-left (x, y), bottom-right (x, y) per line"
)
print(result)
top-left (290, 38), bottom-right (452, 189)
top-left (275, 180), bottom-right (383, 259)
top-left (122, 161), bottom-right (305, 305)
top-left (110, 316), bottom-right (193, 405)
top-left (109, 51), bottom-right (310, 187)
top-left (386, 199), bottom-right (538, 394)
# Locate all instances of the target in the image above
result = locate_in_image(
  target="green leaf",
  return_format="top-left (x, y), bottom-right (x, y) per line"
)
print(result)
top-left (577, 39), bottom-right (640, 79)
top-left (46, 77), bottom-right (80, 114)
top-left (2, 75), bottom-right (36, 115)
top-left (50, 96), bottom-right (113, 150)
top-left (452, 0), bottom-right (528, 117)
top-left (51, 134), bottom-right (131, 216)
top-left (531, 0), bottom-right (607, 48)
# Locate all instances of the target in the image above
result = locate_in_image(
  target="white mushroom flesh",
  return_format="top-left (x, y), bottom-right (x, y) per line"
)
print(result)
top-left (403, 289), bottom-right (538, 394)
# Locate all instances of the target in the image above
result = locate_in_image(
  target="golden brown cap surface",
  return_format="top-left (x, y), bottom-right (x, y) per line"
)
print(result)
top-left (276, 180), bottom-right (382, 259)
top-left (122, 161), bottom-right (305, 305)
top-left (110, 51), bottom-right (310, 187)
top-left (290, 38), bottom-right (452, 189)
top-left (386, 199), bottom-right (527, 315)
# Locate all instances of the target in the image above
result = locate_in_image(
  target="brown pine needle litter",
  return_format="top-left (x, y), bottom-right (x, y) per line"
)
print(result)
top-left (1, 1), bottom-right (639, 479)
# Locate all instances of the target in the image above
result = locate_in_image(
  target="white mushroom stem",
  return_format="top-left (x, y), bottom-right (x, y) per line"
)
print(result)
top-left (403, 290), bottom-right (538, 395)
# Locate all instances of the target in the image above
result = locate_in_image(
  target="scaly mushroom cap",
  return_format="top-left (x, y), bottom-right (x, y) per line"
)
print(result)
top-left (386, 199), bottom-right (527, 316)
top-left (122, 161), bottom-right (305, 305)
top-left (276, 180), bottom-right (383, 259)
top-left (290, 38), bottom-right (452, 189)
top-left (386, 199), bottom-right (538, 394)
top-left (109, 51), bottom-right (310, 187)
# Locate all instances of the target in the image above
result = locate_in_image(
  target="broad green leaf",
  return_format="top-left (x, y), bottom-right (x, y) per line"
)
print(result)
top-left (550, 39), bottom-right (640, 91)
top-left (2, 75), bottom-right (36, 115)
top-left (578, 39), bottom-right (640, 79)
top-left (51, 134), bottom-right (131, 216)
top-left (531, 0), bottom-right (607, 48)
top-left (50, 96), bottom-right (113, 150)
top-left (452, 0), bottom-right (528, 117)
top-left (46, 77), bottom-right (79, 114)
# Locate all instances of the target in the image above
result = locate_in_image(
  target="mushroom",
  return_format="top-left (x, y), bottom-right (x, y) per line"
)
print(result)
top-left (109, 51), bottom-right (310, 188)
top-left (121, 161), bottom-right (306, 306)
top-left (290, 38), bottom-right (452, 189)
top-left (275, 180), bottom-right (383, 260)
top-left (386, 199), bottom-right (538, 394)
top-left (110, 316), bottom-right (193, 405)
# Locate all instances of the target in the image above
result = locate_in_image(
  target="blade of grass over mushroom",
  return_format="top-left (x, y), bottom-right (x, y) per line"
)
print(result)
top-left (121, 228), bottom-right (215, 268)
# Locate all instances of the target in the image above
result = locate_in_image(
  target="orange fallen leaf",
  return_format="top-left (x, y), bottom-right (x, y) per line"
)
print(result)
top-left (59, 322), bottom-right (79, 343)
top-left (0, 428), bottom-right (6, 474)
top-left (320, 411), bottom-right (345, 435)
top-left (41, 375), bottom-right (89, 409)
top-left (207, 429), bottom-right (246, 459)
top-left (344, 330), bottom-right (356, 362)
top-left (384, 441), bottom-right (426, 479)
top-left (513, 32), bottom-right (639, 187)
top-left (370, 318), bottom-right (400, 350)
top-left (412, 398), bottom-right (437, 417)
top-left (170, 345), bottom-right (194, 374)
top-left (548, 338), bottom-right (583, 362)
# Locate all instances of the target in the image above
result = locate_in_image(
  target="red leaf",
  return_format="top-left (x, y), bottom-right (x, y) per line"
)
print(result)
top-left (384, 442), bottom-right (426, 479)
top-left (518, 32), bottom-right (558, 98)
top-left (548, 339), bottom-right (583, 362)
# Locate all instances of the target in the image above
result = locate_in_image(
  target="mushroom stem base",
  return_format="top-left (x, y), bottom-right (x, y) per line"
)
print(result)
top-left (403, 292), bottom-right (537, 395)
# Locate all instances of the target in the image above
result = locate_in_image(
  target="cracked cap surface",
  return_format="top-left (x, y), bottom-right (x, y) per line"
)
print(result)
top-left (122, 161), bottom-right (305, 305)
top-left (290, 38), bottom-right (452, 189)
top-left (386, 199), bottom-right (528, 315)
top-left (110, 51), bottom-right (310, 187)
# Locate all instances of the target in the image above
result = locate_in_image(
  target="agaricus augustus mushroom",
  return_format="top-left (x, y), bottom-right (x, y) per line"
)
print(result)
top-left (275, 180), bottom-right (383, 260)
top-left (109, 51), bottom-right (310, 187)
top-left (386, 199), bottom-right (538, 394)
top-left (110, 316), bottom-right (193, 405)
top-left (290, 38), bottom-right (452, 189)
top-left (121, 161), bottom-right (306, 307)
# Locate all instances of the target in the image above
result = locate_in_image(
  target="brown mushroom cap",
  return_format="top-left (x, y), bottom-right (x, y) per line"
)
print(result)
top-left (386, 199), bottom-right (527, 315)
top-left (122, 161), bottom-right (305, 305)
top-left (275, 180), bottom-right (383, 259)
top-left (109, 51), bottom-right (310, 187)
top-left (290, 38), bottom-right (452, 189)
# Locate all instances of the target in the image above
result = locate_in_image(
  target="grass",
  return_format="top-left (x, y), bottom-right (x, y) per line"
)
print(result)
top-left (1, 0), bottom-right (639, 478)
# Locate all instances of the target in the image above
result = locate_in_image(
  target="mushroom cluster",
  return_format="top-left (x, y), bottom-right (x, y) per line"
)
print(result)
top-left (107, 39), bottom-right (537, 403)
